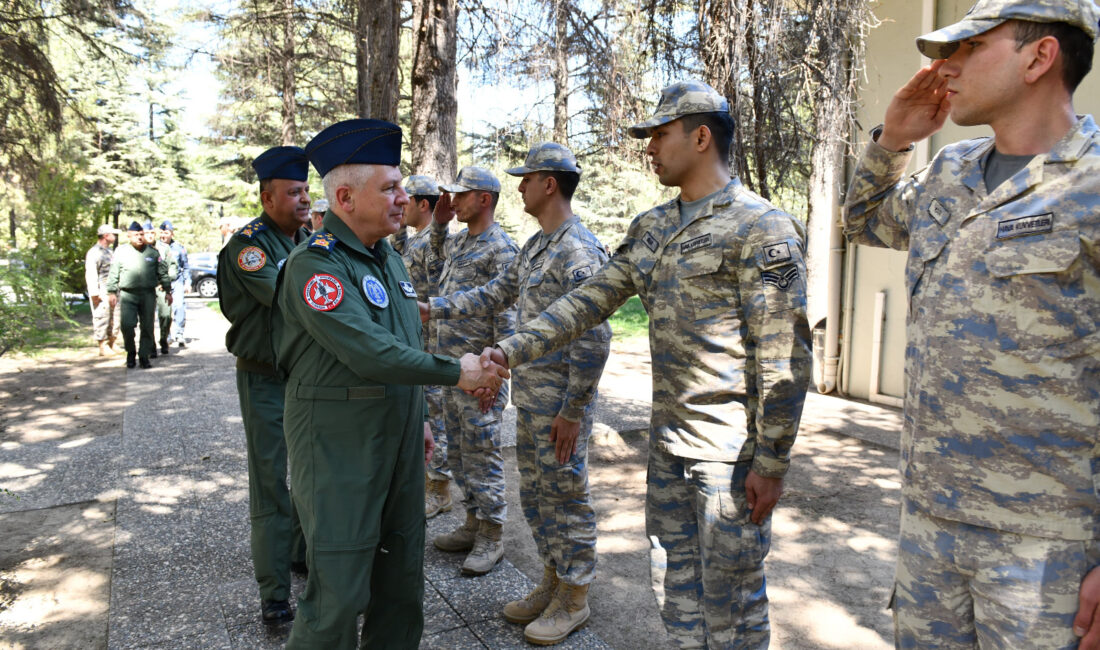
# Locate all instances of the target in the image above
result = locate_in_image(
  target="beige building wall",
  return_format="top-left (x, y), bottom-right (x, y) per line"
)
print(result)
top-left (843, 0), bottom-right (1100, 401)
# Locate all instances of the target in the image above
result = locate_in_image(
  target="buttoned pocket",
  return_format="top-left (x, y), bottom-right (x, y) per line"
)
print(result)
top-left (905, 216), bottom-right (949, 322)
top-left (679, 252), bottom-right (737, 322)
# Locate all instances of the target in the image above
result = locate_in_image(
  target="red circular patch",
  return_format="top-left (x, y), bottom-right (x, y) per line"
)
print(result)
top-left (303, 274), bottom-right (343, 311)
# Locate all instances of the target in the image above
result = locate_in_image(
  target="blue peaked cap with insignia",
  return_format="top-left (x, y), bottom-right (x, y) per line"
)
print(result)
top-left (252, 146), bottom-right (309, 182)
top-left (306, 119), bottom-right (402, 177)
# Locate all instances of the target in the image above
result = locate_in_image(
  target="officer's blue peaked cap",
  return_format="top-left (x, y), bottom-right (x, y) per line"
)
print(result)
top-left (127, 221), bottom-right (143, 232)
top-left (252, 146), bottom-right (309, 182)
top-left (306, 119), bottom-right (402, 177)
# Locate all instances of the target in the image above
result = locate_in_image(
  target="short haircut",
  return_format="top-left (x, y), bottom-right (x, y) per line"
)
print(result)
top-left (259, 178), bottom-right (271, 194)
top-left (322, 164), bottom-right (378, 204)
top-left (414, 195), bottom-right (440, 212)
top-left (677, 111), bottom-right (735, 168)
top-left (537, 171), bottom-right (581, 200)
top-left (1012, 20), bottom-right (1094, 91)
top-left (486, 191), bottom-right (499, 210)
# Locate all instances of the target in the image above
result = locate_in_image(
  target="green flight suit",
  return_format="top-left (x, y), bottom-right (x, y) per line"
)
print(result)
top-left (106, 243), bottom-right (170, 360)
top-left (272, 212), bottom-right (462, 649)
top-left (154, 240), bottom-right (178, 348)
top-left (217, 213), bottom-right (307, 604)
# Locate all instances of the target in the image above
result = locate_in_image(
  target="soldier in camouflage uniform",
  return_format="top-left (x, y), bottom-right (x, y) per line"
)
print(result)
top-left (142, 220), bottom-right (175, 357)
top-left (430, 166), bottom-right (519, 576)
top-left (843, 1), bottom-right (1100, 647)
top-left (490, 81), bottom-right (812, 649)
top-left (159, 221), bottom-right (189, 348)
top-left (309, 198), bottom-right (328, 232)
top-left (392, 174), bottom-right (452, 518)
top-left (423, 143), bottom-right (611, 645)
top-left (85, 224), bottom-right (121, 356)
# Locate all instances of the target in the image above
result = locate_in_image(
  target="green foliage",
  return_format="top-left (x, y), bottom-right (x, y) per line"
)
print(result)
top-left (27, 166), bottom-right (98, 293)
top-left (0, 250), bottom-right (74, 357)
top-left (608, 296), bottom-right (648, 341)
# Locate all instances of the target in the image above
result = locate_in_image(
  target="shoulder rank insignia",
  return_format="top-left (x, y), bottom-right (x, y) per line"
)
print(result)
top-left (237, 219), bottom-right (268, 239)
top-left (309, 232), bottom-right (337, 253)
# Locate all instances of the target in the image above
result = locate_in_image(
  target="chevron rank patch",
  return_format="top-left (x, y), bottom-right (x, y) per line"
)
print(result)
top-left (762, 266), bottom-right (800, 291)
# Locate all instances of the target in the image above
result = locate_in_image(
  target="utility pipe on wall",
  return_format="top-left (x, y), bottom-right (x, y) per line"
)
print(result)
top-left (869, 291), bottom-right (904, 408)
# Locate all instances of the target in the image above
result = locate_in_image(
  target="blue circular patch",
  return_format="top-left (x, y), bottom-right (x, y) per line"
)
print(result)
top-left (361, 274), bottom-right (389, 308)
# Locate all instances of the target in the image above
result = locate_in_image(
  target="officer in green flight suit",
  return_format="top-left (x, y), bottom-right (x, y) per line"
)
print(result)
top-left (273, 118), bottom-right (512, 649)
top-left (217, 146), bottom-right (311, 626)
top-left (106, 221), bottom-right (171, 369)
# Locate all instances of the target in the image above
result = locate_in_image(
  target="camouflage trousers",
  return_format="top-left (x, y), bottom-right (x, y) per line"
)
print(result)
top-left (91, 296), bottom-right (120, 342)
top-left (516, 407), bottom-right (597, 586)
top-left (425, 383), bottom-right (449, 481)
top-left (647, 448), bottom-right (771, 649)
top-left (894, 499), bottom-right (1100, 649)
top-left (441, 383), bottom-right (508, 524)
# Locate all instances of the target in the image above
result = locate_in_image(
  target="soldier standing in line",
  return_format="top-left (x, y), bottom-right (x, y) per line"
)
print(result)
top-left (309, 198), bottom-right (328, 233)
top-left (85, 223), bottom-right (122, 356)
top-left (422, 142), bottom-right (611, 645)
top-left (141, 220), bottom-right (173, 358)
top-left (272, 118), bottom-right (510, 649)
top-left (107, 221), bottom-right (172, 369)
top-left (429, 166), bottom-right (519, 577)
top-left (158, 221), bottom-right (189, 347)
top-left (843, 1), bottom-right (1100, 646)
top-left (217, 146), bottom-right (311, 627)
top-left (392, 174), bottom-right (453, 519)
top-left (485, 80), bottom-right (812, 648)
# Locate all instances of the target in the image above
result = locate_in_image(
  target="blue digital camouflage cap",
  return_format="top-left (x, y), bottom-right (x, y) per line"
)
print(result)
top-left (306, 119), bottom-right (402, 177)
top-left (505, 142), bottom-right (581, 176)
top-left (159, 220), bottom-right (173, 230)
top-left (310, 198), bottom-right (329, 213)
top-left (142, 220), bottom-right (154, 231)
top-left (439, 166), bottom-right (501, 193)
top-left (404, 174), bottom-right (441, 197)
top-left (627, 80), bottom-right (730, 139)
top-left (917, 0), bottom-right (1100, 59)
top-left (252, 146), bottom-right (309, 182)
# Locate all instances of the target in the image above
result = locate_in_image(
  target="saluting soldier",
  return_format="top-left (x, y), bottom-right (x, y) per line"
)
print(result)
top-left (423, 142), bottom-right (611, 645)
top-left (429, 166), bottom-right (519, 577)
top-left (272, 118), bottom-right (510, 649)
top-left (106, 221), bottom-right (172, 369)
top-left (486, 81), bottom-right (812, 648)
top-left (217, 146), bottom-right (311, 627)
top-left (85, 223), bottom-right (122, 356)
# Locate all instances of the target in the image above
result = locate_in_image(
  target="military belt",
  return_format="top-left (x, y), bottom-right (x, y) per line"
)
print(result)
top-left (235, 357), bottom-right (278, 377)
top-left (288, 378), bottom-right (385, 400)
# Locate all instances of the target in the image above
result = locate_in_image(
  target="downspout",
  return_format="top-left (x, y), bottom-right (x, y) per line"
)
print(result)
top-left (817, 201), bottom-right (844, 394)
top-left (869, 291), bottom-right (904, 407)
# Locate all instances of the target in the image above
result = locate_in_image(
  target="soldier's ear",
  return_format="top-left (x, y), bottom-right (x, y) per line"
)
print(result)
top-left (695, 124), bottom-right (713, 152)
top-left (334, 186), bottom-right (354, 212)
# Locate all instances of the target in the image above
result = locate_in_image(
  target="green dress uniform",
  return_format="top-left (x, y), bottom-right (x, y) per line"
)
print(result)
top-left (273, 212), bottom-right (461, 649)
top-left (154, 239), bottom-right (178, 349)
top-left (106, 242), bottom-right (170, 360)
top-left (217, 213), bottom-right (307, 607)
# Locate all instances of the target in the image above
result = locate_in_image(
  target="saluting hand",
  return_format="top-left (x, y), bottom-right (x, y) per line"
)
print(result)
top-left (433, 192), bottom-right (456, 225)
top-left (879, 60), bottom-right (951, 152)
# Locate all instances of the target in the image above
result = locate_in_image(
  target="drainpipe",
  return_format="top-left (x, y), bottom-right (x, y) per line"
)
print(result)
top-left (869, 291), bottom-right (904, 408)
top-left (817, 203), bottom-right (844, 394)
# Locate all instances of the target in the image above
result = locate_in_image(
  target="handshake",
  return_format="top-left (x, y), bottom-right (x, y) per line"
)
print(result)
top-left (456, 347), bottom-right (511, 412)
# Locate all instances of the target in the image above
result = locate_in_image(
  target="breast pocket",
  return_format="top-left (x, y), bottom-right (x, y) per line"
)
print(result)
top-left (679, 253), bottom-right (737, 322)
top-left (905, 216), bottom-right (949, 322)
top-left (984, 229), bottom-right (1095, 351)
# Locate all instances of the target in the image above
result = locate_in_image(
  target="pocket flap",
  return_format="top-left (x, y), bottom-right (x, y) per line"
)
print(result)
top-left (985, 230), bottom-right (1080, 278)
top-left (681, 252), bottom-right (723, 278)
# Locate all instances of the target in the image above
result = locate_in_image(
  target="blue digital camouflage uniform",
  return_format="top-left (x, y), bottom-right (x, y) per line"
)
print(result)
top-left (431, 214), bottom-right (611, 585)
top-left (432, 199), bottom-right (518, 525)
top-left (497, 175), bottom-right (812, 648)
top-left (168, 238), bottom-right (189, 343)
top-left (153, 238), bottom-right (176, 350)
top-left (844, 114), bottom-right (1100, 648)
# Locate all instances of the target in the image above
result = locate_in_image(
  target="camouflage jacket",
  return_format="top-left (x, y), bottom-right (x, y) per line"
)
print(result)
top-left (85, 243), bottom-right (113, 298)
top-left (844, 116), bottom-right (1100, 540)
top-left (430, 216), bottom-right (611, 420)
top-left (497, 179), bottom-right (812, 473)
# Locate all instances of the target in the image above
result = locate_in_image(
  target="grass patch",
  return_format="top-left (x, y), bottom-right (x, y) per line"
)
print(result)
top-left (16, 302), bottom-right (90, 355)
top-left (608, 295), bottom-right (648, 340)
top-left (205, 300), bottom-right (221, 315)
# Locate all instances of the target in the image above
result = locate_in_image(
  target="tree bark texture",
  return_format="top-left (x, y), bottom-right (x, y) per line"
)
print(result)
top-left (356, 0), bottom-right (400, 121)
top-left (551, 0), bottom-right (569, 144)
top-left (409, 0), bottom-right (458, 180)
top-left (280, 0), bottom-right (297, 145)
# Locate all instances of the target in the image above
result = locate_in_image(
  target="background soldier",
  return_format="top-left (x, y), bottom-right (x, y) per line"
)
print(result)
top-left (393, 174), bottom-right (452, 519)
top-left (843, 0), bottom-right (1100, 646)
top-left (273, 118), bottom-right (510, 649)
top-left (486, 80), bottom-right (812, 648)
top-left (142, 220), bottom-right (174, 357)
top-left (423, 142), bottom-right (611, 645)
top-left (217, 146), bottom-right (310, 627)
top-left (106, 221), bottom-right (172, 369)
top-left (85, 223), bottom-right (121, 355)
top-left (430, 166), bottom-right (519, 577)
top-left (158, 221), bottom-right (189, 347)
top-left (309, 197), bottom-right (328, 232)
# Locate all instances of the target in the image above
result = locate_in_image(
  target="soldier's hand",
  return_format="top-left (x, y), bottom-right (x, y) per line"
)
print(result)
top-left (166, 292), bottom-right (173, 306)
top-left (90, 295), bottom-right (101, 308)
top-left (423, 422), bottom-right (436, 467)
top-left (879, 60), bottom-right (951, 152)
top-left (480, 346), bottom-right (509, 370)
top-left (745, 470), bottom-right (782, 525)
top-left (457, 352), bottom-right (509, 392)
top-left (108, 294), bottom-right (118, 308)
top-left (477, 389), bottom-right (496, 414)
top-left (549, 416), bottom-right (580, 465)
top-left (1075, 566), bottom-right (1100, 649)
top-left (433, 192), bottom-right (456, 225)
top-left (418, 301), bottom-right (430, 323)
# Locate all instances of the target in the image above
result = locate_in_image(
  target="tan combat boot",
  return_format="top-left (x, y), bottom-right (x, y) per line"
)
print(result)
top-left (425, 478), bottom-right (452, 519)
top-left (524, 582), bottom-right (590, 645)
top-left (503, 565), bottom-right (559, 624)
top-left (460, 519), bottom-right (503, 576)
top-left (98, 340), bottom-right (110, 356)
top-left (433, 510), bottom-right (477, 552)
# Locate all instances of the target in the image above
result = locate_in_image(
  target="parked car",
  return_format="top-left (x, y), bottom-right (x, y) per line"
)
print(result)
top-left (189, 252), bottom-right (219, 298)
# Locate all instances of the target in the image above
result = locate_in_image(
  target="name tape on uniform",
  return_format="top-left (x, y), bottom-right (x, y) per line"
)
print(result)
top-left (996, 213), bottom-right (1053, 240)
top-left (680, 233), bottom-right (712, 255)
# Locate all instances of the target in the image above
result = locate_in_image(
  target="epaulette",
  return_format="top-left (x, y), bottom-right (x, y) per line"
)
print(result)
top-left (309, 232), bottom-right (337, 253)
top-left (237, 218), bottom-right (268, 239)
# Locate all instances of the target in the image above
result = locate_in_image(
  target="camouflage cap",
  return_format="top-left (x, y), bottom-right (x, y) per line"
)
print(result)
top-left (404, 174), bottom-right (441, 197)
top-left (505, 142), bottom-right (581, 176)
top-left (917, 0), bottom-right (1100, 59)
top-left (627, 80), bottom-right (730, 139)
top-left (438, 166), bottom-right (501, 193)
top-left (311, 198), bottom-right (329, 213)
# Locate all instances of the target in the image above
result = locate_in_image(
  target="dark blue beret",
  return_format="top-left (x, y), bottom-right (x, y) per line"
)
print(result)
top-left (252, 146), bottom-right (309, 182)
top-left (127, 221), bottom-right (143, 232)
top-left (306, 119), bottom-right (402, 177)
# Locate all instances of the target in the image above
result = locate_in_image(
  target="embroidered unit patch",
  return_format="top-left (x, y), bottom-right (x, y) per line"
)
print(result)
top-left (238, 246), bottom-right (267, 272)
top-left (303, 274), bottom-right (343, 311)
top-left (399, 281), bottom-right (417, 298)
top-left (642, 231), bottom-right (660, 253)
top-left (929, 199), bottom-right (950, 225)
top-left (571, 266), bottom-right (593, 282)
top-left (761, 241), bottom-right (792, 265)
top-left (361, 274), bottom-right (389, 308)
top-left (309, 233), bottom-right (337, 251)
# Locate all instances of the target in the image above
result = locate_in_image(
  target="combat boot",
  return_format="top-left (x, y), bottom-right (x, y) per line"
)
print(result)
top-left (425, 478), bottom-right (452, 518)
top-left (461, 519), bottom-right (503, 576)
top-left (503, 565), bottom-right (559, 624)
top-left (434, 510), bottom-right (477, 552)
top-left (524, 582), bottom-right (590, 645)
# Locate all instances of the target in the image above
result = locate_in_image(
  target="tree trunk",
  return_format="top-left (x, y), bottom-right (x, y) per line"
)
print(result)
top-left (551, 0), bottom-right (569, 144)
top-left (280, 0), bottom-right (297, 145)
top-left (357, 0), bottom-right (401, 121)
top-left (409, 0), bottom-right (458, 179)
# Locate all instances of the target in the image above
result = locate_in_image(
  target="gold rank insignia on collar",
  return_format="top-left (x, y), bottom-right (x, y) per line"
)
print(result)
top-left (238, 219), bottom-right (268, 239)
top-left (309, 232), bottom-right (337, 252)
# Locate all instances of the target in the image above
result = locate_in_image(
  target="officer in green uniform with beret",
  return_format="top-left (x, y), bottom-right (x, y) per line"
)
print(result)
top-left (107, 221), bottom-right (171, 369)
top-left (217, 146), bottom-right (311, 626)
top-left (273, 118), bottom-right (511, 649)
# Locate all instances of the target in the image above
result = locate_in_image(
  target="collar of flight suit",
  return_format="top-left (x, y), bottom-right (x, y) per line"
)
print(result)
top-left (322, 211), bottom-right (393, 263)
